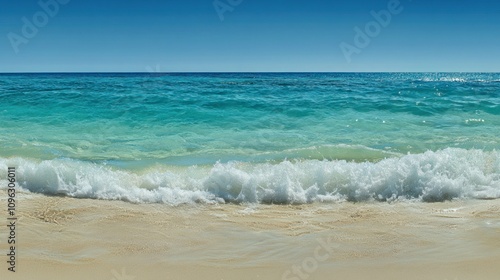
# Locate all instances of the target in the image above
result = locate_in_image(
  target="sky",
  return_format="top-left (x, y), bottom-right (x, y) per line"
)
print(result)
top-left (0, 0), bottom-right (499, 72)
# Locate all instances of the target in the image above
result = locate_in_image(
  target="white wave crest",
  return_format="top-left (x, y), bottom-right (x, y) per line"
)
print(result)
top-left (1, 148), bottom-right (499, 204)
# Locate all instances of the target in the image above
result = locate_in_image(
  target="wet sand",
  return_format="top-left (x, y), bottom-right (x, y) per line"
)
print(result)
top-left (1, 190), bottom-right (499, 280)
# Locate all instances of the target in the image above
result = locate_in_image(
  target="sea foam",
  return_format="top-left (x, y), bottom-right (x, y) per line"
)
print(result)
top-left (1, 148), bottom-right (499, 205)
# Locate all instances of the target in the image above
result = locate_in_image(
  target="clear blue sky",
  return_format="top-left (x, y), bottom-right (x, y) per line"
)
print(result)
top-left (1, 0), bottom-right (499, 72)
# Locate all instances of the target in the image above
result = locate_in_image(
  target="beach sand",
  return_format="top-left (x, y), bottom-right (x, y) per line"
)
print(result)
top-left (1, 190), bottom-right (499, 280)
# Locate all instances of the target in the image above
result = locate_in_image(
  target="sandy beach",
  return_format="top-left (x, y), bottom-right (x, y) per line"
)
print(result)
top-left (2, 0), bottom-right (500, 277)
top-left (1, 190), bottom-right (499, 280)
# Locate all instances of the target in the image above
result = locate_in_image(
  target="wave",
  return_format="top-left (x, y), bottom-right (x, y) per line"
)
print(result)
top-left (1, 148), bottom-right (499, 204)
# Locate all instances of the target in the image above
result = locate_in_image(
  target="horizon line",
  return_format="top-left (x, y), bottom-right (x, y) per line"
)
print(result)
top-left (1, 71), bottom-right (499, 74)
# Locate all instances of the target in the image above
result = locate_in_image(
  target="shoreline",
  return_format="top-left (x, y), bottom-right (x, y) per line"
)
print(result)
top-left (1, 191), bottom-right (499, 279)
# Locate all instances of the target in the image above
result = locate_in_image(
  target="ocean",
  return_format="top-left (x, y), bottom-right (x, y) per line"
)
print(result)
top-left (1, 72), bottom-right (499, 204)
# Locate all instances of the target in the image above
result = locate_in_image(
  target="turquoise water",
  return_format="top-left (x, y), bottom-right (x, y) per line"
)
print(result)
top-left (1, 73), bottom-right (499, 203)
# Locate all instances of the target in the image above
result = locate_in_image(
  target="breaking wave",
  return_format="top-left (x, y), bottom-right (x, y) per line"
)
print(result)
top-left (1, 148), bottom-right (499, 205)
